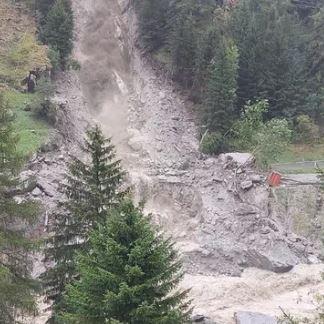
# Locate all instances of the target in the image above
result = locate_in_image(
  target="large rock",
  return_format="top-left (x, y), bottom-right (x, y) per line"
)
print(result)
top-left (235, 311), bottom-right (277, 324)
top-left (244, 248), bottom-right (297, 273)
top-left (220, 153), bottom-right (255, 167)
top-left (241, 180), bottom-right (253, 190)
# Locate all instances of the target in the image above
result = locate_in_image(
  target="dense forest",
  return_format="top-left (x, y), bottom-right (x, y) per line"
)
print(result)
top-left (136, 0), bottom-right (324, 163)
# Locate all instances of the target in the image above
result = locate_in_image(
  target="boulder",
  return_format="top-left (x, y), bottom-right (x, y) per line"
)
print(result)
top-left (32, 187), bottom-right (43, 197)
top-left (220, 153), bottom-right (255, 167)
top-left (235, 311), bottom-right (277, 324)
top-left (250, 174), bottom-right (262, 183)
top-left (36, 179), bottom-right (56, 197)
top-left (235, 204), bottom-right (258, 216)
top-left (128, 137), bottom-right (142, 152)
top-left (241, 180), bottom-right (253, 190)
top-left (244, 248), bottom-right (296, 273)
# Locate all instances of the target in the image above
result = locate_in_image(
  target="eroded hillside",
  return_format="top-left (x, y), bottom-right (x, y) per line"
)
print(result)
top-left (40, 0), bottom-right (323, 322)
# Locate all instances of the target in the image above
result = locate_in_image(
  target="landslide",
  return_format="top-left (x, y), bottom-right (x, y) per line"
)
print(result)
top-left (30, 0), bottom-right (324, 322)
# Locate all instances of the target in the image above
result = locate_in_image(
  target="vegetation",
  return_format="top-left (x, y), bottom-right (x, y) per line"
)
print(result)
top-left (0, 93), bottom-right (39, 322)
top-left (59, 200), bottom-right (191, 324)
top-left (230, 100), bottom-right (292, 168)
top-left (40, 0), bottom-right (74, 67)
top-left (3, 91), bottom-right (50, 157)
top-left (0, 33), bottom-right (50, 89)
top-left (135, 0), bottom-right (324, 164)
top-left (43, 126), bottom-right (126, 321)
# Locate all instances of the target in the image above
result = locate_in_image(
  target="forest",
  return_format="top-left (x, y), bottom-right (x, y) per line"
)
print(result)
top-left (136, 0), bottom-right (324, 166)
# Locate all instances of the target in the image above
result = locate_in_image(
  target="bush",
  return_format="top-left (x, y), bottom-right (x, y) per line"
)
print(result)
top-left (255, 119), bottom-right (292, 169)
top-left (200, 131), bottom-right (224, 154)
top-left (47, 47), bottom-right (61, 72)
top-left (294, 114), bottom-right (320, 144)
top-left (67, 58), bottom-right (81, 71)
top-left (230, 100), bottom-right (292, 169)
top-left (29, 76), bottom-right (57, 124)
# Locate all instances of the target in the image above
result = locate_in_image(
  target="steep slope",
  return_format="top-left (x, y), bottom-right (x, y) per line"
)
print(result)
top-left (46, 0), bottom-right (324, 322)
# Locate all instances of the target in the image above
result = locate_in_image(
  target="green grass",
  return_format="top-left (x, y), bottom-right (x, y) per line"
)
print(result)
top-left (272, 143), bottom-right (324, 174)
top-left (4, 90), bottom-right (50, 157)
top-left (278, 143), bottom-right (324, 163)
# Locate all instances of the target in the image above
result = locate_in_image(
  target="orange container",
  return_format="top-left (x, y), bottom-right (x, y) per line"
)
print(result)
top-left (267, 171), bottom-right (282, 187)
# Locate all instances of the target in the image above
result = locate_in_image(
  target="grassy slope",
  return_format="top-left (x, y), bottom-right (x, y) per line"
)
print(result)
top-left (4, 91), bottom-right (49, 156)
top-left (0, 0), bottom-right (50, 158)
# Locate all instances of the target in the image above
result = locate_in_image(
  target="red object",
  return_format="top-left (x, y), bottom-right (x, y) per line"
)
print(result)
top-left (267, 171), bottom-right (282, 187)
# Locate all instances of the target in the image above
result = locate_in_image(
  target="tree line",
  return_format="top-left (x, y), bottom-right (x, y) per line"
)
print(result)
top-left (135, 0), bottom-right (324, 160)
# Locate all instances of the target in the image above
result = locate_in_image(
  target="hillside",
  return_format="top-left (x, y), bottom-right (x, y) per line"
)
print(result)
top-left (0, 0), bottom-right (323, 323)
top-left (0, 0), bottom-right (50, 156)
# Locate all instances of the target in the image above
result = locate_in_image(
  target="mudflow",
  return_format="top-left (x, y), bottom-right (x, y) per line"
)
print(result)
top-left (30, 0), bottom-right (324, 322)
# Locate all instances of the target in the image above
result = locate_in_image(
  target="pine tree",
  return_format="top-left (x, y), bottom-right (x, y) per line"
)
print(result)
top-left (43, 125), bottom-right (125, 321)
top-left (36, 0), bottom-right (55, 25)
top-left (59, 199), bottom-right (191, 324)
top-left (41, 0), bottom-right (73, 66)
top-left (0, 93), bottom-right (39, 322)
top-left (136, 0), bottom-right (169, 52)
top-left (169, 0), bottom-right (198, 87)
top-left (204, 39), bottom-right (238, 134)
top-left (231, 0), bottom-right (309, 119)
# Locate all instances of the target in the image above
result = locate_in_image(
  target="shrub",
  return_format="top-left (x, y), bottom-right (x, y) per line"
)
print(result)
top-left (294, 114), bottom-right (320, 144)
top-left (47, 47), bottom-right (61, 72)
top-left (200, 131), bottom-right (224, 154)
top-left (230, 100), bottom-right (292, 169)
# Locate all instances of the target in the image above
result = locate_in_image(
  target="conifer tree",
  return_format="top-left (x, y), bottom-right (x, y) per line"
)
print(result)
top-left (0, 93), bottom-right (39, 322)
top-left (36, 0), bottom-right (55, 25)
top-left (204, 39), bottom-right (238, 134)
top-left (136, 0), bottom-right (169, 52)
top-left (43, 125), bottom-right (125, 321)
top-left (232, 0), bottom-right (308, 119)
top-left (41, 0), bottom-right (73, 66)
top-left (59, 199), bottom-right (191, 324)
top-left (169, 1), bottom-right (198, 87)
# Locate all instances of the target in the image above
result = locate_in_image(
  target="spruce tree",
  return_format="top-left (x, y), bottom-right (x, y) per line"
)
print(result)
top-left (136, 0), bottom-right (169, 52)
top-left (232, 0), bottom-right (308, 119)
top-left (169, 0), bottom-right (198, 87)
top-left (204, 39), bottom-right (238, 134)
top-left (41, 0), bottom-right (73, 66)
top-left (0, 93), bottom-right (39, 322)
top-left (59, 199), bottom-right (191, 324)
top-left (36, 0), bottom-right (55, 25)
top-left (43, 125), bottom-right (125, 321)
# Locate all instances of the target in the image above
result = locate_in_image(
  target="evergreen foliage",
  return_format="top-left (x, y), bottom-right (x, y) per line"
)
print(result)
top-left (59, 199), bottom-right (191, 324)
top-left (0, 93), bottom-right (39, 322)
top-left (41, 0), bottom-right (74, 66)
top-left (42, 125), bottom-right (125, 321)
top-left (135, 0), bottom-right (324, 153)
top-left (36, 0), bottom-right (55, 24)
top-left (136, 0), bottom-right (169, 52)
top-left (204, 39), bottom-right (238, 134)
